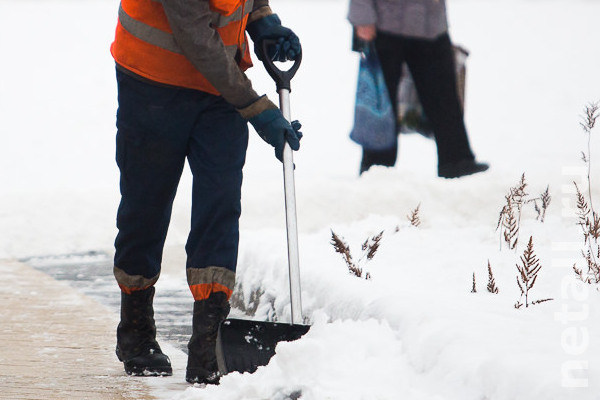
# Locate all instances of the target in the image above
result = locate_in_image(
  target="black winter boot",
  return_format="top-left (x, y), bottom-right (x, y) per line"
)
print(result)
top-left (116, 286), bottom-right (172, 376)
top-left (186, 292), bottom-right (230, 384)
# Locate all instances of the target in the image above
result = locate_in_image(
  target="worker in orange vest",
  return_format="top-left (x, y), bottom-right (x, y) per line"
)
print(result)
top-left (110, 0), bottom-right (302, 384)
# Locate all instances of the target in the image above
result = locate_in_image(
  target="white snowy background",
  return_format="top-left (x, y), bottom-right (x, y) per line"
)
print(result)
top-left (1, 0), bottom-right (599, 399)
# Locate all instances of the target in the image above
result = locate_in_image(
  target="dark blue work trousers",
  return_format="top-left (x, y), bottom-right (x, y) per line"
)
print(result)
top-left (114, 69), bottom-right (249, 285)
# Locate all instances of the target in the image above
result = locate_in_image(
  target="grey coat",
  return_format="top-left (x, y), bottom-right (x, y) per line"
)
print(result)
top-left (348, 0), bottom-right (448, 39)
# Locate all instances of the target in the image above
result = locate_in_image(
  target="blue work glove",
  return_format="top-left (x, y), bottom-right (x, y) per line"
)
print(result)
top-left (249, 108), bottom-right (302, 162)
top-left (246, 14), bottom-right (301, 62)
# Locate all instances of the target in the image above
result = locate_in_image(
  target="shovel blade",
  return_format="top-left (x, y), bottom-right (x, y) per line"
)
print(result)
top-left (216, 318), bottom-right (310, 375)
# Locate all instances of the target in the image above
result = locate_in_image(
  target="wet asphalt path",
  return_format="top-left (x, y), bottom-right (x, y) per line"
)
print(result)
top-left (25, 251), bottom-right (192, 353)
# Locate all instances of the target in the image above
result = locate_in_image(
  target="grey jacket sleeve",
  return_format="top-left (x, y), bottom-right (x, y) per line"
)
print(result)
top-left (160, 0), bottom-right (259, 110)
top-left (348, 0), bottom-right (377, 26)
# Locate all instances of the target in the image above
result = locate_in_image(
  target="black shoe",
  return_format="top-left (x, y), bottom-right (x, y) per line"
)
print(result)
top-left (116, 287), bottom-right (172, 376)
top-left (438, 159), bottom-right (489, 179)
top-left (186, 292), bottom-right (230, 385)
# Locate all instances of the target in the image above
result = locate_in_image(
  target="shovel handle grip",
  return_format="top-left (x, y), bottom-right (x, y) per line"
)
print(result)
top-left (260, 39), bottom-right (302, 92)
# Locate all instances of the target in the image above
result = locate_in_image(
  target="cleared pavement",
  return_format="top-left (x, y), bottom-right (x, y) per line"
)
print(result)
top-left (0, 260), bottom-right (157, 400)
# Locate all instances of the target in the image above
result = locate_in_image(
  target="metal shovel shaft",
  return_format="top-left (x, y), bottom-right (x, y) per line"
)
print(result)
top-left (279, 88), bottom-right (303, 325)
top-left (215, 45), bottom-right (308, 377)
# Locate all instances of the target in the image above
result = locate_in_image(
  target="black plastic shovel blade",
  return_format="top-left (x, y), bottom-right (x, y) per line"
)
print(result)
top-left (216, 318), bottom-right (310, 375)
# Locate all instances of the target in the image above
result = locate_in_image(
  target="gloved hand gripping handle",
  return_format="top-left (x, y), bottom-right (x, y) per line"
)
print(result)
top-left (260, 39), bottom-right (302, 92)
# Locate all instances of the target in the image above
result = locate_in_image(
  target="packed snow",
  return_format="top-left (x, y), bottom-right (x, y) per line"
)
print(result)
top-left (1, 0), bottom-right (599, 399)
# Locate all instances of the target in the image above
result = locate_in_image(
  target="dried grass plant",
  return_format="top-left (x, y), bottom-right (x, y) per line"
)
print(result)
top-left (497, 174), bottom-right (528, 250)
top-left (230, 284), bottom-right (275, 318)
top-left (487, 260), bottom-right (499, 294)
top-left (407, 204), bottom-right (421, 227)
top-left (573, 102), bottom-right (600, 284)
top-left (528, 185), bottom-right (551, 223)
top-left (331, 230), bottom-right (383, 280)
top-left (497, 174), bottom-right (551, 251)
top-left (514, 236), bottom-right (553, 308)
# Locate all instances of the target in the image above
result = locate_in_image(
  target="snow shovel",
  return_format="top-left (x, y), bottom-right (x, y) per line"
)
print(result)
top-left (215, 42), bottom-right (310, 375)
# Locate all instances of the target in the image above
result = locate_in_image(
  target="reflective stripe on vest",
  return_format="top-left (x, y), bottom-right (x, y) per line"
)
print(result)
top-left (118, 4), bottom-right (249, 58)
top-left (111, 0), bottom-right (253, 93)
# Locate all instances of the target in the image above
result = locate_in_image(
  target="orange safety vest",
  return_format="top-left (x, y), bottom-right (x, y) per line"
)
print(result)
top-left (111, 0), bottom-right (254, 95)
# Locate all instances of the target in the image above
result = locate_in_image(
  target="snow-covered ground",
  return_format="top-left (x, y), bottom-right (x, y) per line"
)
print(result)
top-left (1, 0), bottom-right (600, 399)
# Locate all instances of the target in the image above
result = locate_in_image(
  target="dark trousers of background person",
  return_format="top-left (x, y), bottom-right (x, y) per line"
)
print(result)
top-left (361, 31), bottom-right (475, 173)
top-left (113, 68), bottom-right (248, 293)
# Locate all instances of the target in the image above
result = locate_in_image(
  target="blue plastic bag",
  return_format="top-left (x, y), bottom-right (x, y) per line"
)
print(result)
top-left (349, 46), bottom-right (396, 151)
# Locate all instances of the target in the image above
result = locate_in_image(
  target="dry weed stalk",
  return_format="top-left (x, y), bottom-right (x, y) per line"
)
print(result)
top-left (573, 263), bottom-right (585, 281)
top-left (361, 231), bottom-right (384, 261)
top-left (330, 229), bottom-right (383, 279)
top-left (576, 239), bottom-right (600, 284)
top-left (515, 236), bottom-right (552, 308)
top-left (407, 204), bottom-right (421, 227)
top-left (497, 174), bottom-right (528, 250)
top-left (330, 230), bottom-right (363, 278)
top-left (531, 298), bottom-right (553, 305)
top-left (497, 174), bottom-right (551, 251)
top-left (528, 185), bottom-right (551, 222)
top-left (487, 260), bottom-right (499, 294)
top-left (230, 284), bottom-right (273, 318)
top-left (573, 102), bottom-right (600, 284)
top-left (471, 272), bottom-right (477, 293)
top-left (498, 195), bottom-right (519, 250)
top-left (580, 102), bottom-right (599, 211)
top-left (575, 183), bottom-right (600, 245)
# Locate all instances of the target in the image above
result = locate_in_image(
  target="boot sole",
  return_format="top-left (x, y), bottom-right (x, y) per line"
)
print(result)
top-left (185, 375), bottom-right (220, 385)
top-left (125, 366), bottom-right (173, 376)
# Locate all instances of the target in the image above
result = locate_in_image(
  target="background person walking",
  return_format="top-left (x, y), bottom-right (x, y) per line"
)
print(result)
top-left (348, 0), bottom-right (488, 178)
